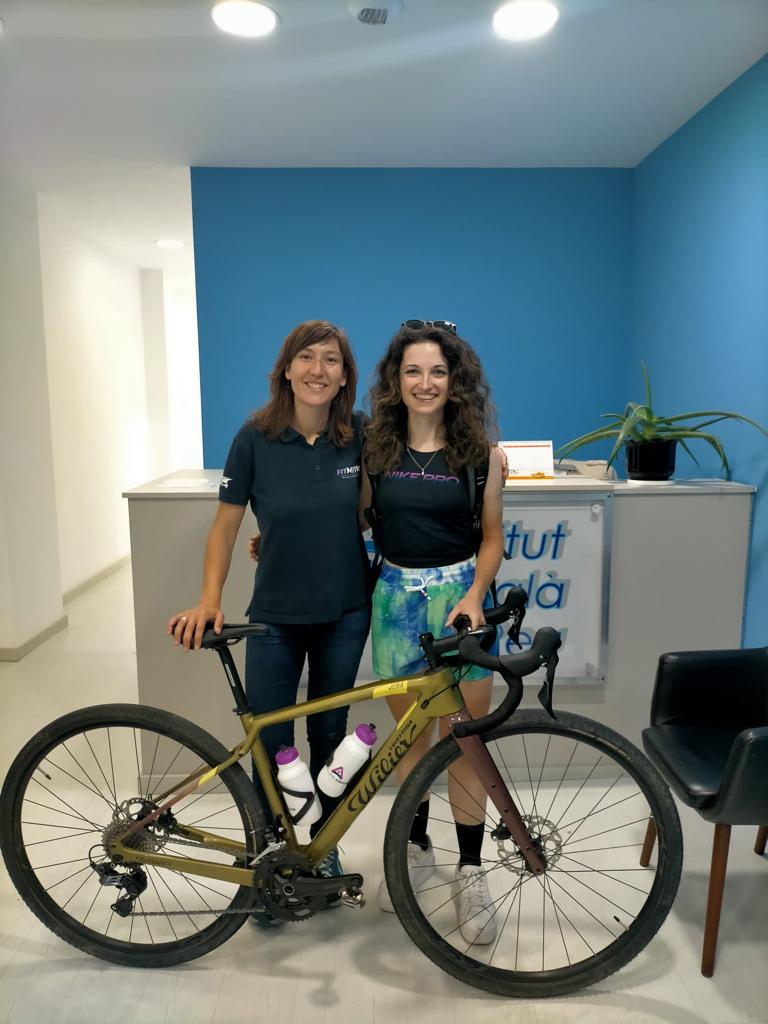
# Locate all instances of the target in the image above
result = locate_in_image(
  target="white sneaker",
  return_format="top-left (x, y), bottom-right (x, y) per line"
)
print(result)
top-left (378, 840), bottom-right (436, 913)
top-left (453, 864), bottom-right (497, 945)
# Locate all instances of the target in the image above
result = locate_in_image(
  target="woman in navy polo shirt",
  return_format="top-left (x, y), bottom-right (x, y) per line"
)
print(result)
top-left (167, 320), bottom-right (370, 922)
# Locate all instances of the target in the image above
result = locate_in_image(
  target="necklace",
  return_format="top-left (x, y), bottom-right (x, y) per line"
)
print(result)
top-left (407, 446), bottom-right (441, 478)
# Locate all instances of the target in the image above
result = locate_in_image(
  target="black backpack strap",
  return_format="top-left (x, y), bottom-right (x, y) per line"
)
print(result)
top-left (469, 454), bottom-right (499, 605)
top-left (363, 467), bottom-right (384, 592)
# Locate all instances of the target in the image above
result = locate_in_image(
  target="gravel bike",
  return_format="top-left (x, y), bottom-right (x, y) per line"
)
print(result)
top-left (0, 587), bottom-right (682, 998)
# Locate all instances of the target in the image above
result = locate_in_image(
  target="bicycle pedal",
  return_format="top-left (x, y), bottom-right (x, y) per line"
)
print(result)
top-left (341, 890), bottom-right (365, 909)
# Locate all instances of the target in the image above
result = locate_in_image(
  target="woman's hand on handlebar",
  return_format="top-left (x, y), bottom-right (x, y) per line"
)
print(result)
top-left (167, 604), bottom-right (224, 651)
top-left (446, 591), bottom-right (485, 631)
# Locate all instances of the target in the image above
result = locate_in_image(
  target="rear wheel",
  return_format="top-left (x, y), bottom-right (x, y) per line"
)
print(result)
top-left (384, 710), bottom-right (682, 998)
top-left (0, 704), bottom-right (265, 967)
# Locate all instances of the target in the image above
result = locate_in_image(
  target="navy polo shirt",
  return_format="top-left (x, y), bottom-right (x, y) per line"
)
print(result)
top-left (219, 411), bottom-right (369, 624)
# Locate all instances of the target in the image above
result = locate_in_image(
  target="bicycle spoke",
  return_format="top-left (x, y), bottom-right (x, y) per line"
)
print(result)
top-left (8, 714), bottom-right (256, 959)
top-left (390, 712), bottom-right (681, 993)
top-left (27, 782), bottom-right (103, 830)
top-left (150, 743), bottom-right (187, 797)
top-left (106, 729), bottom-right (118, 809)
top-left (144, 733), bottom-right (161, 797)
top-left (62, 741), bottom-right (119, 810)
top-left (146, 870), bottom-right (180, 937)
top-left (487, 874), bottom-right (525, 967)
top-left (83, 733), bottom-right (118, 808)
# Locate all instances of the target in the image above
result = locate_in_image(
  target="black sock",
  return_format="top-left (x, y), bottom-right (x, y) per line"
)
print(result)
top-left (456, 822), bottom-right (485, 868)
top-left (409, 798), bottom-right (430, 850)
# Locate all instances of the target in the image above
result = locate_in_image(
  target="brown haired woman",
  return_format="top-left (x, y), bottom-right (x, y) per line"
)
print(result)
top-left (361, 321), bottom-right (504, 945)
top-left (167, 320), bottom-right (370, 926)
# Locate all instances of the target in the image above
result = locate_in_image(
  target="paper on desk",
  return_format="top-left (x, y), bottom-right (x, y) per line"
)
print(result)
top-left (500, 441), bottom-right (555, 480)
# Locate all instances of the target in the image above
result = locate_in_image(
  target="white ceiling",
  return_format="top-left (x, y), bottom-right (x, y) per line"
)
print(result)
top-left (1, 0), bottom-right (766, 273)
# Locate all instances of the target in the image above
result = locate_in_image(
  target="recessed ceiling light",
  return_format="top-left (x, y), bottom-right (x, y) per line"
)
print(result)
top-left (211, 1), bottom-right (279, 38)
top-left (154, 239), bottom-right (185, 251)
top-left (493, 1), bottom-right (560, 41)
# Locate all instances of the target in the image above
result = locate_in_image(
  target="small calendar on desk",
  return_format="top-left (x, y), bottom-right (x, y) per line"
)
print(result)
top-left (500, 440), bottom-right (555, 480)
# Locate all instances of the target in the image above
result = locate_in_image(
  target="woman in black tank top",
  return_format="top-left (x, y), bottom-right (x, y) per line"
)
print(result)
top-left (361, 322), bottom-right (505, 944)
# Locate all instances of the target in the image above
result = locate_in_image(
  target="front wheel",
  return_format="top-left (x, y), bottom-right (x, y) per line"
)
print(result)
top-left (0, 704), bottom-right (265, 967)
top-left (384, 710), bottom-right (682, 998)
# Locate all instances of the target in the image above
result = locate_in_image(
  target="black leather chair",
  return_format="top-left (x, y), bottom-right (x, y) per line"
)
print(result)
top-left (640, 647), bottom-right (768, 977)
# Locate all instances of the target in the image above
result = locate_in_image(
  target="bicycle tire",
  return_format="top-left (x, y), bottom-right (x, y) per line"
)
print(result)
top-left (384, 710), bottom-right (682, 998)
top-left (0, 704), bottom-right (265, 968)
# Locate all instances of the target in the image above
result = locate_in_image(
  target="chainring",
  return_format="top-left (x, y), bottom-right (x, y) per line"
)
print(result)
top-left (253, 850), bottom-right (326, 922)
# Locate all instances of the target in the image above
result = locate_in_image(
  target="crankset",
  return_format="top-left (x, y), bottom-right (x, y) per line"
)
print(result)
top-left (254, 850), bottom-right (364, 922)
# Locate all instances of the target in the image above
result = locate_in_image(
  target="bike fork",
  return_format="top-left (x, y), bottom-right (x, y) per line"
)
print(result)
top-left (443, 710), bottom-right (545, 876)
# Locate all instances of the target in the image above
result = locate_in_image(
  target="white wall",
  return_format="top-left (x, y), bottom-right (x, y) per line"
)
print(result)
top-left (37, 203), bottom-right (153, 595)
top-left (0, 174), bottom-right (65, 651)
top-left (164, 273), bottom-right (203, 471)
top-left (140, 269), bottom-right (172, 480)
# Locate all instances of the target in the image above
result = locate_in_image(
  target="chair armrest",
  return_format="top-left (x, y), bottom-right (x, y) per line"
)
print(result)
top-left (650, 648), bottom-right (768, 728)
top-left (703, 726), bottom-right (768, 824)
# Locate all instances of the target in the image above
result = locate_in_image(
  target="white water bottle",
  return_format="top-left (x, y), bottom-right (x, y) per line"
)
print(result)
top-left (317, 724), bottom-right (377, 797)
top-left (275, 746), bottom-right (321, 826)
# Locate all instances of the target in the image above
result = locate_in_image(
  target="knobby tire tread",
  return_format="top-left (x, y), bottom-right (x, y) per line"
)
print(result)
top-left (0, 703), bottom-right (265, 968)
top-left (384, 710), bottom-right (682, 998)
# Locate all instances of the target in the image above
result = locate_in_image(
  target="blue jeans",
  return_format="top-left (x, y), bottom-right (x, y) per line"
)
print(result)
top-left (245, 603), bottom-right (371, 830)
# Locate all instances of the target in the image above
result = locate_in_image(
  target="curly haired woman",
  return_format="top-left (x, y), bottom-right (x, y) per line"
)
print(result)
top-left (361, 320), bottom-right (504, 945)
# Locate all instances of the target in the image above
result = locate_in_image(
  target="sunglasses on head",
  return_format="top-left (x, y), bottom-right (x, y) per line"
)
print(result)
top-left (401, 319), bottom-right (458, 335)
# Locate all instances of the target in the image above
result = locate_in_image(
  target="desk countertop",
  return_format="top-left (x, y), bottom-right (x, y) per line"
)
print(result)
top-left (124, 470), bottom-right (755, 500)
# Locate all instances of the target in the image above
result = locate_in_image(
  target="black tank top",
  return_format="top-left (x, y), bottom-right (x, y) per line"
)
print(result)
top-left (375, 449), bottom-right (475, 568)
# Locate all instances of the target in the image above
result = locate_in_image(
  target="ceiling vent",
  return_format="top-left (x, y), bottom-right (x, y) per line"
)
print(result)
top-left (348, 2), bottom-right (404, 24)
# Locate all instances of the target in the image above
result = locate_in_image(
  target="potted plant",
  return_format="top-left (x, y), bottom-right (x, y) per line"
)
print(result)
top-left (556, 364), bottom-right (768, 481)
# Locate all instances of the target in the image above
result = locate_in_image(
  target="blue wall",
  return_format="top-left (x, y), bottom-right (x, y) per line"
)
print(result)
top-left (191, 57), bottom-right (768, 643)
top-left (191, 168), bottom-right (633, 468)
top-left (633, 55), bottom-right (768, 646)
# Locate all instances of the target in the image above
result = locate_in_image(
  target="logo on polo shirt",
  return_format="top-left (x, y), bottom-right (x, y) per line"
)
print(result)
top-left (337, 464), bottom-right (360, 479)
top-left (220, 476), bottom-right (231, 489)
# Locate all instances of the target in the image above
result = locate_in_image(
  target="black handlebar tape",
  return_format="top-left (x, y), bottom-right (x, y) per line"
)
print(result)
top-left (450, 627), bottom-right (562, 738)
top-left (453, 613), bottom-right (472, 632)
top-left (453, 663), bottom-right (524, 738)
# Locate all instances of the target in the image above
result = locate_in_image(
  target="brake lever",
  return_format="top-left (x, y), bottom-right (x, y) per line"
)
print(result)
top-left (536, 648), bottom-right (559, 719)
top-left (507, 607), bottom-right (524, 649)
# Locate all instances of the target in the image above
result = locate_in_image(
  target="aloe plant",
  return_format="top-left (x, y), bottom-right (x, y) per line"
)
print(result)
top-left (556, 364), bottom-right (768, 477)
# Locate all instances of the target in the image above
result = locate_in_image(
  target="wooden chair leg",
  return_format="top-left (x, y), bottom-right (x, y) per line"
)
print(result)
top-left (756, 826), bottom-right (768, 856)
top-left (640, 816), bottom-right (657, 867)
top-left (702, 823), bottom-right (732, 978)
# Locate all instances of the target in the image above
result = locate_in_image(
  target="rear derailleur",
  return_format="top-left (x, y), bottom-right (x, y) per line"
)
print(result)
top-left (90, 857), bottom-right (148, 917)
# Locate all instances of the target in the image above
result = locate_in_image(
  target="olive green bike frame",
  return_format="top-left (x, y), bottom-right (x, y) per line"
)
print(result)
top-left (108, 667), bottom-right (462, 884)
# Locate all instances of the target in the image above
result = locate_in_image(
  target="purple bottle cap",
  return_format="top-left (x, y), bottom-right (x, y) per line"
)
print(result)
top-left (275, 746), bottom-right (299, 766)
top-left (355, 723), bottom-right (377, 747)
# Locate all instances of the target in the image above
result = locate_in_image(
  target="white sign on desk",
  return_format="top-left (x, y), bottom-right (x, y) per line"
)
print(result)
top-left (497, 503), bottom-right (606, 682)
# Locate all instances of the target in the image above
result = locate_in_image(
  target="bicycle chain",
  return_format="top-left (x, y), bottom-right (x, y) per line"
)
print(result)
top-left (118, 836), bottom-right (286, 919)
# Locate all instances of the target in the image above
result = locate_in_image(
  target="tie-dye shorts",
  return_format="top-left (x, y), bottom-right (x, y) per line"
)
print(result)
top-left (371, 556), bottom-right (499, 680)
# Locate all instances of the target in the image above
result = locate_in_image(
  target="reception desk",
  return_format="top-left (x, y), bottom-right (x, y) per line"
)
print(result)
top-left (124, 472), bottom-right (753, 754)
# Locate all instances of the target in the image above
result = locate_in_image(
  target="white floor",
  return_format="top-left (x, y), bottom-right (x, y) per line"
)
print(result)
top-left (0, 565), bottom-right (766, 1024)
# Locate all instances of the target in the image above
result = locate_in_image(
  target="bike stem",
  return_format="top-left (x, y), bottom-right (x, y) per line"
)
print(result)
top-left (443, 709), bottom-right (546, 876)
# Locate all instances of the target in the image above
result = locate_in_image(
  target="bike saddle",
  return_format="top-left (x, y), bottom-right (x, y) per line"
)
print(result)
top-left (200, 623), bottom-right (269, 648)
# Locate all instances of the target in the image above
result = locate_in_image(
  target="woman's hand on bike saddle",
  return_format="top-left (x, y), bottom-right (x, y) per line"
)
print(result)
top-left (167, 604), bottom-right (224, 651)
top-left (248, 534), bottom-right (261, 561)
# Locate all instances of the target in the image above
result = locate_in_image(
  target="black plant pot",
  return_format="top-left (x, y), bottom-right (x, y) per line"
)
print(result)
top-left (625, 439), bottom-right (677, 481)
